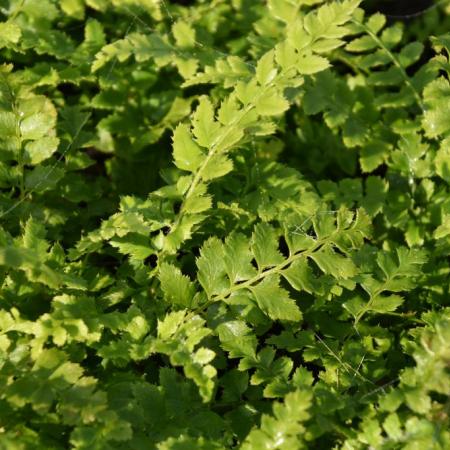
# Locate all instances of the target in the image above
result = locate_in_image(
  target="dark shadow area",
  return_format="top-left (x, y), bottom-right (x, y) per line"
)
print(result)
top-left (364, 0), bottom-right (434, 18)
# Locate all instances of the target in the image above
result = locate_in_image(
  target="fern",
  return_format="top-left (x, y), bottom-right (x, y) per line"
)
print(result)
top-left (194, 208), bottom-right (370, 316)
top-left (241, 389), bottom-right (313, 450)
top-left (343, 309), bottom-right (450, 449)
top-left (0, 1), bottom-right (449, 449)
top-left (154, 0), bottom-right (362, 257)
top-left (0, 66), bottom-right (59, 199)
top-left (345, 10), bottom-right (426, 110)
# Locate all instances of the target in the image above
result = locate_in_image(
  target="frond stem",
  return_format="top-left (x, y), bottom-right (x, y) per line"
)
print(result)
top-left (351, 18), bottom-right (425, 112)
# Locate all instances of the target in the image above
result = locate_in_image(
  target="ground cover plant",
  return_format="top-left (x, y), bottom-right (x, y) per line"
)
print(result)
top-left (0, 0), bottom-right (449, 448)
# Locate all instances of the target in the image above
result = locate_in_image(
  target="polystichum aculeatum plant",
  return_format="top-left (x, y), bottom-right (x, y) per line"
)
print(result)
top-left (0, 0), bottom-right (449, 448)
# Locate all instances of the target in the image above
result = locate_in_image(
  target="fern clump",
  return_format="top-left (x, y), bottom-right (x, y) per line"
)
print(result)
top-left (0, 0), bottom-right (449, 449)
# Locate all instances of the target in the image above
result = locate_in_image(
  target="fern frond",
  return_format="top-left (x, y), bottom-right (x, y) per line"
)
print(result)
top-left (345, 10), bottom-right (425, 110)
top-left (195, 208), bottom-right (371, 320)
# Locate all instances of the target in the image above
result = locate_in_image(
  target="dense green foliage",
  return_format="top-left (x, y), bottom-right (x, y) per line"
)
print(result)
top-left (0, 0), bottom-right (449, 448)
